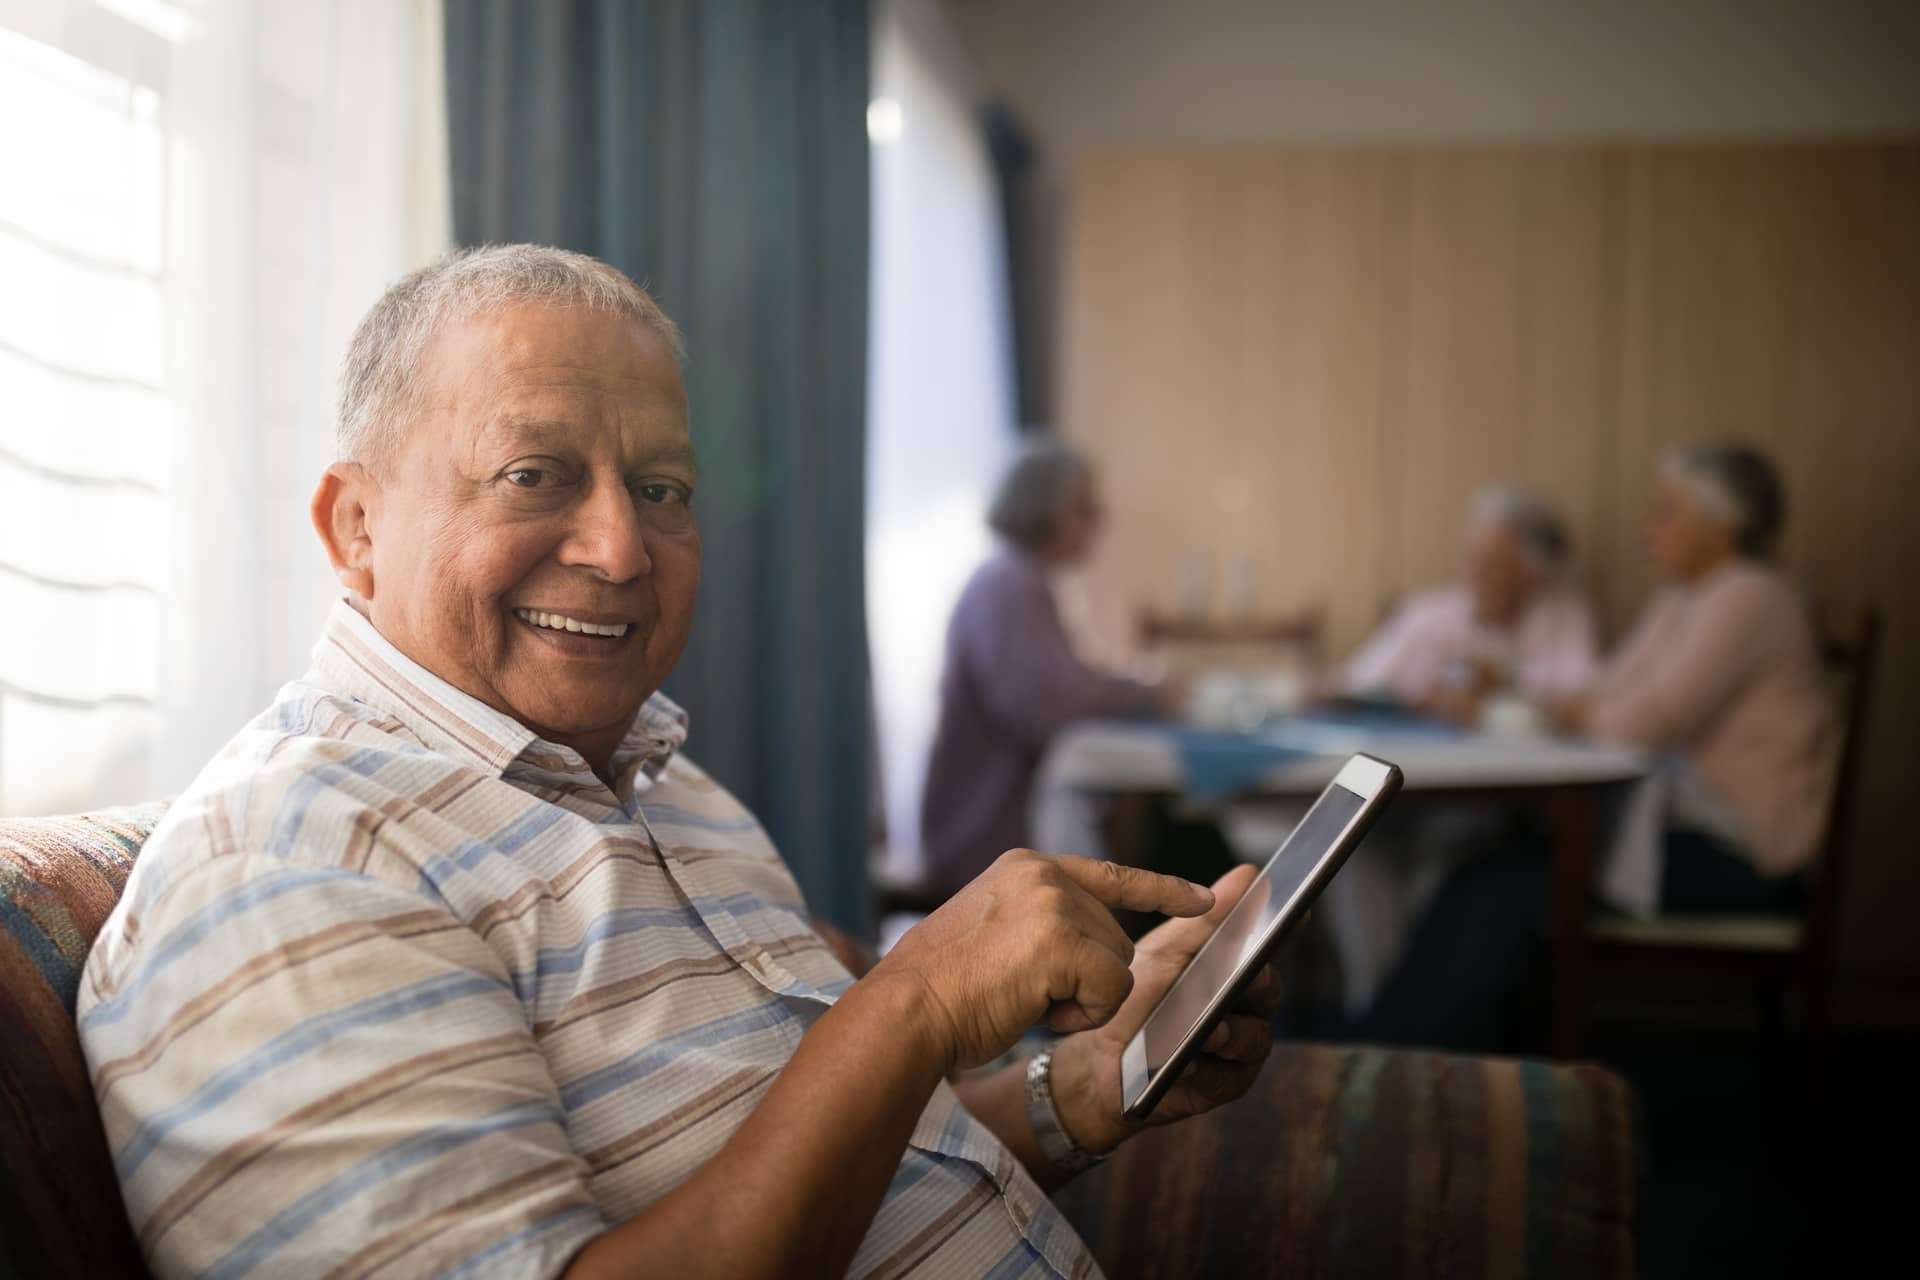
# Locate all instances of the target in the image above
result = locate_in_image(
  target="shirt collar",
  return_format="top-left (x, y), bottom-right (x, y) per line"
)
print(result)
top-left (310, 598), bottom-right (688, 789)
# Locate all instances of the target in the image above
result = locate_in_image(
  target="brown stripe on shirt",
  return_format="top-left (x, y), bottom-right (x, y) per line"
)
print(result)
top-left (321, 1157), bottom-right (590, 1280)
top-left (578, 1065), bottom-right (779, 1175)
top-left (334, 626), bottom-right (504, 767)
top-left (864, 1177), bottom-right (1000, 1280)
top-left (531, 933), bottom-right (821, 1039)
top-left (137, 1033), bottom-right (531, 1253)
top-left (93, 910), bottom-right (457, 1092)
top-left (467, 835), bottom-right (659, 940)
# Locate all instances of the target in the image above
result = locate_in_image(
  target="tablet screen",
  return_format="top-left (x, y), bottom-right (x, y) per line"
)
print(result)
top-left (1139, 783), bottom-right (1365, 1075)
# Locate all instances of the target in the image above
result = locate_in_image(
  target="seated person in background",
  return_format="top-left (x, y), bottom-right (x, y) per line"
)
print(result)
top-left (1343, 487), bottom-right (1597, 724)
top-left (921, 441), bottom-right (1172, 896)
top-left (1361, 444), bottom-right (1827, 1051)
top-left (1557, 442), bottom-right (1829, 912)
top-left (78, 248), bottom-right (1277, 1278)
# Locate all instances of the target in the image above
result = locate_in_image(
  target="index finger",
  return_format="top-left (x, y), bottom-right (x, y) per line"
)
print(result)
top-left (1049, 855), bottom-right (1214, 917)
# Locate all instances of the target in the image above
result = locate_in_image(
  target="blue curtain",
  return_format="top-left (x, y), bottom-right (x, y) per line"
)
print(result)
top-left (444, 0), bottom-right (873, 932)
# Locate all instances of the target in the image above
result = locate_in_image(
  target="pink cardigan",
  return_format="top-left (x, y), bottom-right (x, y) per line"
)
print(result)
top-left (1588, 562), bottom-right (1832, 875)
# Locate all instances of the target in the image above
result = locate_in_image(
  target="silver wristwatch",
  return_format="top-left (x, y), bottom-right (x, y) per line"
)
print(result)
top-left (1024, 1048), bottom-right (1108, 1174)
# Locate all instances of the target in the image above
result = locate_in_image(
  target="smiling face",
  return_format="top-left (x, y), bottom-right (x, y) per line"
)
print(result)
top-left (314, 301), bottom-right (699, 770)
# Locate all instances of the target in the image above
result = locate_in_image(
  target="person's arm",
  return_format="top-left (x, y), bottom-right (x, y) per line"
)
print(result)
top-left (1585, 576), bottom-right (1780, 749)
top-left (579, 854), bottom-right (1218, 1278)
top-left (1344, 597), bottom-right (1448, 706)
top-left (577, 853), bottom-right (1213, 1278)
top-left (951, 864), bottom-right (1282, 1189)
top-left (1342, 606), bottom-right (1417, 698)
top-left (969, 572), bottom-right (1161, 746)
top-left (565, 970), bottom-right (946, 1278)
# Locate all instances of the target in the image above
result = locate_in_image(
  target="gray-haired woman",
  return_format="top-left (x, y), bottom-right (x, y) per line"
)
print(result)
top-left (1343, 486), bottom-right (1598, 723)
top-left (920, 441), bottom-right (1170, 896)
top-left (1562, 442), bottom-right (1830, 903)
top-left (1364, 444), bottom-right (1828, 1051)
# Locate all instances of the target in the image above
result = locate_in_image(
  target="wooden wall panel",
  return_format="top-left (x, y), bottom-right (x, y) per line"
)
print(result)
top-left (1059, 142), bottom-right (1920, 983)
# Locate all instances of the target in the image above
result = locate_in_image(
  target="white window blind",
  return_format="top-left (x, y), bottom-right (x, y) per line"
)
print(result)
top-left (0, 17), bottom-right (171, 814)
top-left (0, 0), bottom-right (450, 817)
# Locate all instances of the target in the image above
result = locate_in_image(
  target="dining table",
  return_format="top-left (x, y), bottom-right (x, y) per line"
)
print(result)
top-left (1033, 712), bottom-right (1656, 1058)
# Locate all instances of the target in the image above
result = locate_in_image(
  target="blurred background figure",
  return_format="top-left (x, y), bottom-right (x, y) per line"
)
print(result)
top-left (1344, 487), bottom-right (1596, 724)
top-left (1563, 443), bottom-right (1829, 911)
top-left (920, 440), bottom-right (1169, 895)
top-left (1365, 443), bottom-right (1829, 1050)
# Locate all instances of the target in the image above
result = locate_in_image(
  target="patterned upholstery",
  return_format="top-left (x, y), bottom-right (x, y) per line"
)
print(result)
top-left (1, 804), bottom-right (1636, 1278)
top-left (1, 804), bottom-right (165, 1278)
top-left (1054, 1044), bottom-right (1636, 1279)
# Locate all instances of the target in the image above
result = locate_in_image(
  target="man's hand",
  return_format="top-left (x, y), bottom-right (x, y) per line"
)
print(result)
top-left (1047, 863), bottom-right (1281, 1154)
top-left (871, 851), bottom-right (1214, 1073)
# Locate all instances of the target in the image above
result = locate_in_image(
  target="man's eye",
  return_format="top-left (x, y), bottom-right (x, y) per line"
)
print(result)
top-left (505, 468), bottom-right (546, 488)
top-left (638, 483), bottom-right (688, 505)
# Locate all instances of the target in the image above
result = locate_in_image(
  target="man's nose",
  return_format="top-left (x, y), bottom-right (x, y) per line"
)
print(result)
top-left (561, 479), bottom-right (653, 583)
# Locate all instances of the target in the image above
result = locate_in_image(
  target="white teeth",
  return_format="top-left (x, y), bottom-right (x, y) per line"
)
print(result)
top-left (513, 608), bottom-right (630, 638)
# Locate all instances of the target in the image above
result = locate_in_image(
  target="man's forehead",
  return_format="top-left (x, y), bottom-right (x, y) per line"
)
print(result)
top-left (482, 415), bottom-right (696, 466)
top-left (417, 304), bottom-right (685, 417)
top-left (424, 303), bottom-right (683, 397)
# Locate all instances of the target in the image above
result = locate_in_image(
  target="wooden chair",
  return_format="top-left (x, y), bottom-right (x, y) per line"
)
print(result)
top-left (1586, 610), bottom-right (1883, 1061)
top-left (1135, 605), bottom-right (1327, 669)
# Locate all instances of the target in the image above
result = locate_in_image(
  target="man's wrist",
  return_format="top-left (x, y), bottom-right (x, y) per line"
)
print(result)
top-left (842, 968), bottom-right (957, 1084)
top-left (1045, 1033), bottom-right (1132, 1156)
top-left (1024, 1049), bottom-right (1108, 1173)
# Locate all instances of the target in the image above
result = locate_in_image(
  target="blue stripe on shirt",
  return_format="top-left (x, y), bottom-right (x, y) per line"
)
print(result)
top-left (432, 1205), bottom-right (604, 1280)
top-left (114, 970), bottom-right (506, 1180)
top-left (556, 1002), bottom-right (796, 1112)
top-left (203, 1099), bottom-right (566, 1280)
top-left (81, 866), bottom-right (378, 1030)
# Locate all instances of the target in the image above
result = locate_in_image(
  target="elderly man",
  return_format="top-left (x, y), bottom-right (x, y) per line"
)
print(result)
top-left (77, 246), bottom-right (1276, 1279)
top-left (1342, 487), bottom-right (1597, 724)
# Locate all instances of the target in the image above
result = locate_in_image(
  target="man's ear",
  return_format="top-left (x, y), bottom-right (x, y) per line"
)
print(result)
top-left (311, 462), bottom-right (378, 600)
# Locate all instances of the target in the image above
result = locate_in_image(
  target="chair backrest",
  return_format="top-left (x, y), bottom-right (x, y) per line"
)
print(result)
top-left (1136, 605), bottom-right (1327, 671)
top-left (0, 804), bottom-right (166, 1279)
top-left (1800, 610), bottom-right (1883, 979)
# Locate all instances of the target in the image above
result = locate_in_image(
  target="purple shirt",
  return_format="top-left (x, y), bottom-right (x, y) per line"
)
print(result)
top-left (920, 548), bottom-right (1160, 893)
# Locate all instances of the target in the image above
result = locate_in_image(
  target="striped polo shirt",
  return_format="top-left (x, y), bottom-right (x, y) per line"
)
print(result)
top-left (78, 600), bottom-right (1097, 1279)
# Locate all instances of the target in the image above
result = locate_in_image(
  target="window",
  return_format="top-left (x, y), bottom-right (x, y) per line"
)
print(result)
top-left (0, 17), bottom-right (172, 813)
top-left (865, 3), bottom-right (1020, 877)
top-left (0, 0), bottom-right (448, 816)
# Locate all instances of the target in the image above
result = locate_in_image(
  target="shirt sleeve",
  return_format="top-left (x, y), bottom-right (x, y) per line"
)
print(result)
top-left (1586, 575), bottom-right (1780, 749)
top-left (79, 855), bottom-right (606, 1280)
top-left (1343, 597), bottom-right (1449, 703)
top-left (965, 569), bottom-right (1160, 747)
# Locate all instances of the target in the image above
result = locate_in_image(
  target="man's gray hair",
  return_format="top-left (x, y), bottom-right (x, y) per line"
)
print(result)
top-left (987, 439), bottom-right (1091, 551)
top-left (1471, 486), bottom-right (1573, 572)
top-left (336, 244), bottom-right (685, 466)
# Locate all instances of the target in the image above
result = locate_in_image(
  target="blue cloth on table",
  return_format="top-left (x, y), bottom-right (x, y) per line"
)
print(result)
top-left (1171, 730), bottom-right (1319, 803)
top-left (1171, 711), bottom-right (1461, 803)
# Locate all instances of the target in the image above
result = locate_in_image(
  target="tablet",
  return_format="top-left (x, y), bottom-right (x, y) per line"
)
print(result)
top-left (1120, 753), bottom-right (1402, 1120)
